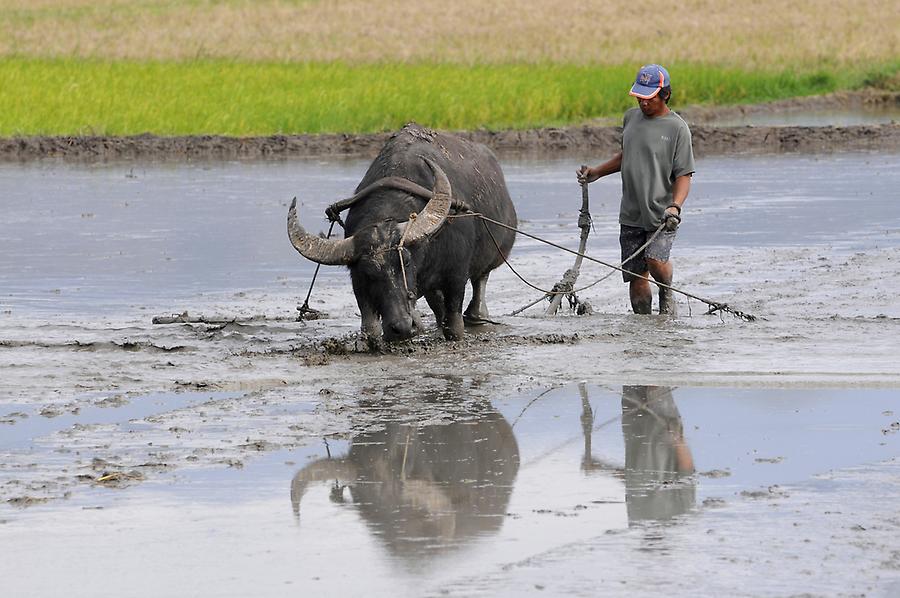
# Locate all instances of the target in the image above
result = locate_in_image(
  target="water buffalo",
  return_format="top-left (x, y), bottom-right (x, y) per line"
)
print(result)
top-left (290, 404), bottom-right (519, 559)
top-left (287, 123), bottom-right (517, 341)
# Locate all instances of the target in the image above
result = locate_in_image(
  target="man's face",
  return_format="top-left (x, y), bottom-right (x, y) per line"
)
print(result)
top-left (636, 92), bottom-right (667, 117)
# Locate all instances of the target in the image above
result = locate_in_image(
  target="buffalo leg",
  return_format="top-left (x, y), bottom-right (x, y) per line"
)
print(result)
top-left (425, 291), bottom-right (447, 328)
top-left (463, 273), bottom-right (491, 325)
top-left (442, 286), bottom-right (466, 340)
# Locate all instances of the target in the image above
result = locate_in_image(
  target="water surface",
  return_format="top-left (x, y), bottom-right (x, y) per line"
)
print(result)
top-left (699, 105), bottom-right (900, 127)
top-left (2, 152), bottom-right (898, 316)
top-left (2, 151), bottom-right (900, 596)
top-left (2, 383), bottom-right (898, 597)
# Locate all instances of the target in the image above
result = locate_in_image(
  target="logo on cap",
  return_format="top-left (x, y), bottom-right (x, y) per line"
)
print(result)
top-left (629, 64), bottom-right (670, 99)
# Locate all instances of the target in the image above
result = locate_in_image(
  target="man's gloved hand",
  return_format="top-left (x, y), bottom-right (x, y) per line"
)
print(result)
top-left (664, 204), bottom-right (682, 231)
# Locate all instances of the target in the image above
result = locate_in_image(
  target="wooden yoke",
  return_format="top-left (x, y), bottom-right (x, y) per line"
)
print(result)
top-left (546, 179), bottom-right (592, 315)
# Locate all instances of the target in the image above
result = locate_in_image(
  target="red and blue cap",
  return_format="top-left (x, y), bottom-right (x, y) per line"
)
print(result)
top-left (629, 64), bottom-right (670, 99)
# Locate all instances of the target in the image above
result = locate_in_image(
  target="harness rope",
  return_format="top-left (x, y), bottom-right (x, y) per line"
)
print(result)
top-left (446, 212), bottom-right (663, 299)
top-left (456, 212), bottom-right (756, 321)
top-left (303, 182), bottom-right (757, 322)
top-left (507, 223), bottom-right (666, 316)
top-left (397, 223), bottom-right (413, 297)
top-left (297, 219), bottom-right (337, 320)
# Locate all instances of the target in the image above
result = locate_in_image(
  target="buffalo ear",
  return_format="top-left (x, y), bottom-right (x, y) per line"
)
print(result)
top-left (399, 158), bottom-right (452, 246)
top-left (287, 198), bottom-right (357, 265)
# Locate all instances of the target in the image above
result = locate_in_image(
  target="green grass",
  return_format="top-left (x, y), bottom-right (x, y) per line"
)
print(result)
top-left (1, 58), bottom-right (897, 136)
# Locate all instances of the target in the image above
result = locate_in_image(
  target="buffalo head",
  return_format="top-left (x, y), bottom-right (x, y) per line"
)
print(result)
top-left (287, 158), bottom-right (452, 341)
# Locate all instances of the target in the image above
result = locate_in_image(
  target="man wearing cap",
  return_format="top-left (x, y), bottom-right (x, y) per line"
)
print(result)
top-left (577, 64), bottom-right (695, 315)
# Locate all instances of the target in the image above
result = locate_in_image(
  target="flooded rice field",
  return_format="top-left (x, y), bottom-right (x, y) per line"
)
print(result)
top-left (2, 151), bottom-right (900, 596)
top-left (697, 104), bottom-right (900, 127)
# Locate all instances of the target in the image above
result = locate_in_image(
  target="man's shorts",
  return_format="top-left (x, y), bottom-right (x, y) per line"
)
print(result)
top-left (619, 225), bottom-right (676, 283)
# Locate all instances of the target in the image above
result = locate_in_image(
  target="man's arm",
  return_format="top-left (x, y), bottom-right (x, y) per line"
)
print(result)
top-left (577, 152), bottom-right (622, 184)
top-left (662, 174), bottom-right (692, 231)
top-left (669, 173), bottom-right (692, 212)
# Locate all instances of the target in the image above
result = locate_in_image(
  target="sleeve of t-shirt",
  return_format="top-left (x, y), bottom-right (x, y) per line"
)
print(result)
top-left (621, 110), bottom-right (633, 148)
top-left (672, 123), bottom-right (695, 178)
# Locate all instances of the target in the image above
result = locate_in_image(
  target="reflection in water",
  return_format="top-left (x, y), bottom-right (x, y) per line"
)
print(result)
top-left (581, 384), bottom-right (696, 524)
top-left (290, 383), bottom-right (692, 565)
top-left (291, 401), bottom-right (519, 560)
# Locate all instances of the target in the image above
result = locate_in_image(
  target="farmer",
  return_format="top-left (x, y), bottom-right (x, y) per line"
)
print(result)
top-left (577, 64), bottom-right (695, 315)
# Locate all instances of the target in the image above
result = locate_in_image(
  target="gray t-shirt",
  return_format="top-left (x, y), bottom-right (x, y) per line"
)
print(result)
top-left (619, 107), bottom-right (695, 230)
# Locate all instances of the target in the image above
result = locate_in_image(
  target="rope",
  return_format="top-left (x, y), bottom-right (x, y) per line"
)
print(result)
top-left (299, 207), bottom-right (756, 323)
top-left (397, 246), bottom-right (411, 296)
top-left (396, 214), bottom-right (415, 298)
top-left (477, 216), bottom-right (563, 295)
top-left (467, 212), bottom-right (756, 322)
top-left (507, 223), bottom-right (667, 316)
top-left (449, 211), bottom-right (628, 296)
top-left (297, 219), bottom-right (336, 320)
top-left (473, 212), bottom-right (661, 305)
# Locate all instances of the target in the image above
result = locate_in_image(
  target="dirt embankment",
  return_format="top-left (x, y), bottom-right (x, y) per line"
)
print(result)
top-left (677, 88), bottom-right (900, 123)
top-left (2, 92), bottom-right (898, 162)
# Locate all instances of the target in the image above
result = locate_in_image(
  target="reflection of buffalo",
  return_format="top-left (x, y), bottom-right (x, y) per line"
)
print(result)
top-left (581, 384), bottom-right (695, 524)
top-left (291, 407), bottom-right (519, 559)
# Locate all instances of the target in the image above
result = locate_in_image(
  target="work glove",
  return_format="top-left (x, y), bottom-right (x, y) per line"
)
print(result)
top-left (663, 205), bottom-right (681, 232)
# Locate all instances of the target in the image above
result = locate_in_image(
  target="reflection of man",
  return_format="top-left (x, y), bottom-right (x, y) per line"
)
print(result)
top-left (581, 384), bottom-right (695, 523)
top-left (291, 407), bottom-right (519, 560)
top-left (621, 385), bottom-right (695, 522)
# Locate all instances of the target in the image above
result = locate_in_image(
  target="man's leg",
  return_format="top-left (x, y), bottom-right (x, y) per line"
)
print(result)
top-left (629, 272), bottom-right (653, 314)
top-left (621, 225), bottom-right (653, 314)
top-left (647, 258), bottom-right (675, 314)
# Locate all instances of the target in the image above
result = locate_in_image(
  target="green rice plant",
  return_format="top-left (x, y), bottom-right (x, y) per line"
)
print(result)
top-left (0, 59), bottom-right (895, 136)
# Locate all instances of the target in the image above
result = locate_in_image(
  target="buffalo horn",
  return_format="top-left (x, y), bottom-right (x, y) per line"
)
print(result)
top-left (290, 458), bottom-right (358, 519)
top-left (399, 158), bottom-right (453, 246)
top-left (287, 198), bottom-right (356, 265)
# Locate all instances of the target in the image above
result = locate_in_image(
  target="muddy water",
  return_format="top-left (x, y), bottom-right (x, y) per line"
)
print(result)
top-left (2, 152), bottom-right (898, 317)
top-left (2, 152), bottom-right (900, 596)
top-left (2, 383), bottom-right (899, 597)
top-left (0, 160), bottom-right (363, 316)
top-left (701, 105), bottom-right (900, 127)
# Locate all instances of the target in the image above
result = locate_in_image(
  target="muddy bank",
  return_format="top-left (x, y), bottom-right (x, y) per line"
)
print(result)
top-left (2, 92), bottom-right (898, 162)
top-left (3, 124), bottom-right (898, 162)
